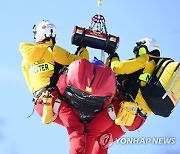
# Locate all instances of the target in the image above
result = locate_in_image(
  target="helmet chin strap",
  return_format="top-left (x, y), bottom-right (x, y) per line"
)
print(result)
top-left (51, 37), bottom-right (56, 45)
top-left (41, 32), bottom-right (56, 45)
top-left (37, 37), bottom-right (56, 45)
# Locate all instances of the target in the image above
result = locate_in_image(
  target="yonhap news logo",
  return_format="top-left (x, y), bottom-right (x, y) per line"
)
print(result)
top-left (99, 134), bottom-right (176, 148)
top-left (113, 137), bottom-right (176, 145)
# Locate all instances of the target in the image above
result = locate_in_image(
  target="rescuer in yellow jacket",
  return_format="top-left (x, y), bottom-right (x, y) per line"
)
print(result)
top-left (109, 38), bottom-right (161, 115)
top-left (20, 20), bottom-right (89, 94)
top-left (20, 20), bottom-right (89, 125)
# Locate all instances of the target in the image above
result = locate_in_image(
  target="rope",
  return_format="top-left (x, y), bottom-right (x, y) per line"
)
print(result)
top-left (98, 0), bottom-right (102, 15)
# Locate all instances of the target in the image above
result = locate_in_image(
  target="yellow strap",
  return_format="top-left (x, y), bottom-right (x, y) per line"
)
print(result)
top-left (156, 59), bottom-right (172, 78)
top-left (139, 73), bottom-right (151, 82)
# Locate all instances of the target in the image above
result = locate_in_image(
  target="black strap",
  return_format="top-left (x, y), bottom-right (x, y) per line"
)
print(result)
top-left (33, 87), bottom-right (48, 99)
top-left (174, 62), bottom-right (180, 72)
top-left (33, 86), bottom-right (57, 99)
top-left (48, 44), bottom-right (55, 51)
top-left (149, 58), bottom-right (174, 83)
top-left (75, 46), bottom-right (82, 55)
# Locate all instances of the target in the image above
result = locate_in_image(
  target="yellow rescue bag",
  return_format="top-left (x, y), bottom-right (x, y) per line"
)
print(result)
top-left (42, 96), bottom-right (53, 124)
top-left (115, 101), bottom-right (138, 126)
top-left (141, 58), bottom-right (180, 117)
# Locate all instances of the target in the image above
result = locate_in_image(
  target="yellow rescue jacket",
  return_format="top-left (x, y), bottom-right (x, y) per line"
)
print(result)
top-left (20, 40), bottom-right (89, 93)
top-left (110, 54), bottom-right (156, 115)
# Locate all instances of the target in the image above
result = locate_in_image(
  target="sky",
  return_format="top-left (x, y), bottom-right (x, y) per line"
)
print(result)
top-left (0, 0), bottom-right (180, 154)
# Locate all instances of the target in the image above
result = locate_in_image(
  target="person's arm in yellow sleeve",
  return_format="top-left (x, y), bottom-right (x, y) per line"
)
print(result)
top-left (21, 60), bottom-right (31, 90)
top-left (53, 46), bottom-right (89, 65)
top-left (111, 54), bottom-right (149, 75)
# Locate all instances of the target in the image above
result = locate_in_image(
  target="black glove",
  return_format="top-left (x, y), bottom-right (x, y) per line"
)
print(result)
top-left (75, 46), bottom-right (82, 55)
top-left (109, 52), bottom-right (119, 60)
top-left (75, 46), bottom-right (86, 55)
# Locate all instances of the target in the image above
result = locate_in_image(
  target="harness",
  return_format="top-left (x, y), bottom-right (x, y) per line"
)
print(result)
top-left (33, 86), bottom-right (56, 102)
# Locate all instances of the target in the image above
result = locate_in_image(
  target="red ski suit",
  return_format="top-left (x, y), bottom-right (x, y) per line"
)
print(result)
top-left (35, 54), bottom-right (149, 154)
top-left (35, 58), bottom-right (117, 154)
top-left (56, 59), bottom-right (117, 154)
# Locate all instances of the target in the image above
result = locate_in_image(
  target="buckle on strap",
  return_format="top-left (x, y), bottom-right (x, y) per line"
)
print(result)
top-left (138, 106), bottom-right (147, 117)
top-left (33, 87), bottom-right (47, 98)
top-left (33, 86), bottom-right (57, 99)
top-left (52, 98), bottom-right (62, 121)
top-left (107, 104), bottom-right (129, 132)
top-left (120, 126), bottom-right (129, 133)
top-left (107, 104), bottom-right (116, 120)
